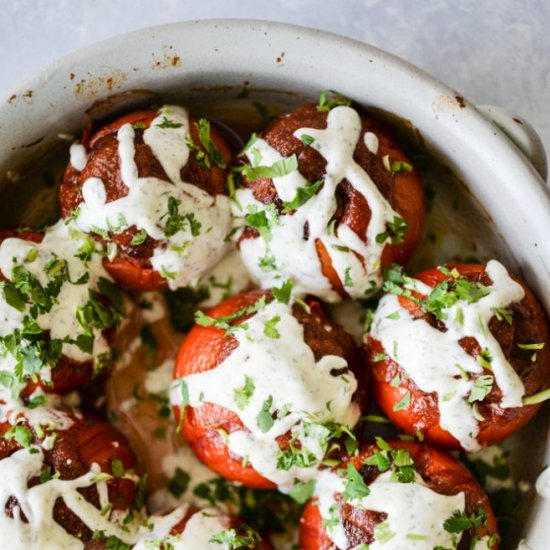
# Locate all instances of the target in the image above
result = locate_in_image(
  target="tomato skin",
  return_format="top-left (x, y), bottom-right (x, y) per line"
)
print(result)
top-left (0, 410), bottom-right (139, 542)
top-left (59, 108), bottom-right (234, 291)
top-left (365, 263), bottom-right (550, 449)
top-left (238, 104), bottom-right (425, 297)
top-left (173, 289), bottom-right (364, 489)
top-left (299, 440), bottom-right (499, 550)
top-left (102, 255), bottom-right (168, 291)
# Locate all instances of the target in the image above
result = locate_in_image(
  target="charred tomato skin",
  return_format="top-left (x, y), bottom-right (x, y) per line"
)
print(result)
top-left (0, 410), bottom-right (139, 543)
top-left (365, 263), bottom-right (550, 449)
top-left (59, 109), bottom-right (234, 291)
top-left (299, 440), bottom-right (499, 550)
top-left (172, 289), bottom-right (365, 489)
top-left (238, 104), bottom-right (425, 298)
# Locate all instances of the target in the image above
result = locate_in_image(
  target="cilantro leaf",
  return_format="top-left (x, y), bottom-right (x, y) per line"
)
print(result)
top-left (282, 179), bottom-right (323, 213)
top-left (342, 463), bottom-right (370, 501)
top-left (234, 375), bottom-right (255, 410)
top-left (257, 396), bottom-right (274, 433)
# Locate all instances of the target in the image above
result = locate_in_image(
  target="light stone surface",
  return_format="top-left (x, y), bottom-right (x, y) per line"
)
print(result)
top-left (1, 0), bottom-right (548, 151)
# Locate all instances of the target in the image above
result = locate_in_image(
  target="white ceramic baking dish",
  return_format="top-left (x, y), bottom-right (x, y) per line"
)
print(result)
top-left (0, 19), bottom-right (548, 549)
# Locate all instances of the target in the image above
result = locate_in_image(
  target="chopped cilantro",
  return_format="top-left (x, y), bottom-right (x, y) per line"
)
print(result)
top-left (393, 391), bottom-right (411, 411)
top-left (288, 479), bottom-right (315, 504)
top-left (443, 508), bottom-right (487, 533)
top-left (341, 462), bottom-right (370, 501)
top-left (196, 118), bottom-right (227, 169)
top-left (375, 215), bottom-right (409, 245)
top-left (282, 179), bottom-right (323, 213)
top-left (168, 467), bottom-right (190, 498)
top-left (317, 90), bottom-right (352, 112)
top-left (256, 396), bottom-right (274, 433)
top-left (241, 154), bottom-right (298, 181)
top-left (111, 457), bottom-right (125, 478)
top-left (272, 280), bottom-right (293, 304)
top-left (264, 315), bottom-right (281, 339)
top-left (468, 375), bottom-right (494, 403)
top-left (234, 375), bottom-right (255, 410)
top-left (209, 526), bottom-right (261, 549)
top-left (161, 196), bottom-right (201, 238)
top-left (130, 230), bottom-right (148, 246)
top-left (157, 116), bottom-right (183, 129)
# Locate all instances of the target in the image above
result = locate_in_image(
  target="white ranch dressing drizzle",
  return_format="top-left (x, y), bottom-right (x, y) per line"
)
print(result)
top-left (0, 220), bottom-right (113, 379)
top-left (134, 506), bottom-right (234, 549)
top-left (171, 300), bottom-right (360, 492)
top-left (516, 539), bottom-right (533, 549)
top-left (369, 259), bottom-right (526, 451)
top-left (69, 143), bottom-right (88, 172)
top-left (535, 466), bottom-right (550, 499)
top-left (198, 247), bottom-right (253, 308)
top-left (235, 106), bottom-right (400, 303)
top-left (73, 105), bottom-right (232, 289)
top-left (0, 446), bottom-right (138, 549)
top-left (363, 131), bottom-right (379, 154)
top-left (314, 469), bottom-right (492, 550)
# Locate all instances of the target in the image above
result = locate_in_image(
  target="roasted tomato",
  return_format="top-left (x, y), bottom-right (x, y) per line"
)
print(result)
top-left (0, 227), bottom-right (123, 397)
top-left (133, 505), bottom-right (272, 549)
top-left (173, 289), bottom-right (365, 489)
top-left (300, 439), bottom-right (499, 550)
top-left (59, 107), bottom-right (234, 291)
top-left (365, 262), bottom-right (550, 449)
top-left (235, 102), bottom-right (425, 301)
top-left (0, 407), bottom-right (141, 546)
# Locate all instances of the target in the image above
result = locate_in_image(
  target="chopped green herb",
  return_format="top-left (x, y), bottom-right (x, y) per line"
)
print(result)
top-left (197, 118), bottom-right (227, 169)
top-left (241, 154), bottom-right (298, 181)
top-left (3, 425), bottom-right (33, 447)
top-left (256, 396), bottom-right (274, 433)
top-left (288, 479), bottom-right (316, 504)
top-left (375, 216), bottom-right (409, 245)
top-left (272, 280), bottom-right (293, 304)
top-left (317, 90), bottom-right (352, 112)
top-left (517, 342), bottom-right (545, 350)
top-left (234, 375), bottom-right (256, 410)
top-left (168, 467), bottom-right (190, 498)
top-left (194, 296), bottom-right (266, 337)
top-left (444, 508), bottom-right (487, 534)
top-left (157, 116), bottom-right (183, 129)
top-left (130, 230), bottom-right (148, 246)
top-left (468, 375), bottom-right (494, 403)
top-left (209, 526), bottom-right (261, 549)
top-left (282, 179), bottom-right (323, 213)
top-left (161, 196), bottom-right (202, 238)
top-left (111, 458), bottom-right (125, 478)
top-left (341, 463), bottom-right (370, 501)
top-left (264, 315), bottom-right (281, 339)
top-left (382, 155), bottom-right (413, 173)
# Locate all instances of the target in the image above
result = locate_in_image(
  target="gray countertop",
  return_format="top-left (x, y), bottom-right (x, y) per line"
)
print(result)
top-left (2, 0), bottom-right (549, 151)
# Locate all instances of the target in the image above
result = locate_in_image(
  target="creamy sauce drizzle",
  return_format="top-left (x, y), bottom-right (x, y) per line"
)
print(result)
top-left (535, 465), bottom-right (550, 499)
top-left (171, 299), bottom-right (359, 492)
top-left (72, 105), bottom-right (232, 289)
top-left (370, 260), bottom-right (526, 451)
top-left (235, 105), bottom-right (400, 302)
top-left (134, 506), bottom-right (234, 549)
top-left (315, 469), bottom-right (467, 550)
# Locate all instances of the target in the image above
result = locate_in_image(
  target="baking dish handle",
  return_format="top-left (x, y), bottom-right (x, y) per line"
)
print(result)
top-left (477, 104), bottom-right (548, 182)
